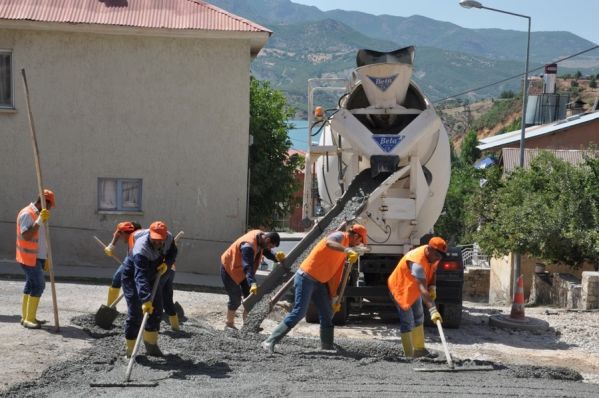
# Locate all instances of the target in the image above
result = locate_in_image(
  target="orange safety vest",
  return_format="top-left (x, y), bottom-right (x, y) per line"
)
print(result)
top-left (128, 229), bottom-right (145, 253)
top-left (15, 205), bottom-right (39, 267)
top-left (221, 230), bottom-right (263, 284)
top-left (387, 245), bottom-right (435, 310)
top-left (300, 232), bottom-right (349, 298)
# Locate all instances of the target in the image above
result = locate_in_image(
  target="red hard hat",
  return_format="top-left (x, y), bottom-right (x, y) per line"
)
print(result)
top-left (42, 189), bottom-right (55, 209)
top-left (349, 223), bottom-right (368, 245)
top-left (149, 221), bottom-right (168, 240)
top-left (116, 222), bottom-right (135, 233)
top-left (428, 236), bottom-right (447, 254)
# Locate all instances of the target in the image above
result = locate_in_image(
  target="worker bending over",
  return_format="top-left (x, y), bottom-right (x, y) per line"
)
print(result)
top-left (16, 189), bottom-right (55, 329)
top-left (121, 221), bottom-right (177, 357)
top-left (262, 223), bottom-right (367, 353)
top-left (387, 236), bottom-right (446, 358)
top-left (220, 230), bottom-right (285, 329)
top-left (103, 221), bottom-right (142, 306)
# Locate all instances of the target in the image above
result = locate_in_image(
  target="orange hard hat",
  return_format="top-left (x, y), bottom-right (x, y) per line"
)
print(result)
top-left (42, 189), bottom-right (55, 208)
top-left (428, 236), bottom-right (447, 254)
top-left (117, 222), bottom-right (135, 233)
top-left (349, 223), bottom-right (368, 245)
top-left (149, 221), bottom-right (168, 240)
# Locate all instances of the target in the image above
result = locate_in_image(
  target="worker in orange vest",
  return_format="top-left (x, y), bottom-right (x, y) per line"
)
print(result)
top-left (15, 189), bottom-right (55, 329)
top-left (103, 221), bottom-right (142, 306)
top-left (220, 230), bottom-right (285, 329)
top-left (262, 223), bottom-right (367, 353)
top-left (387, 236), bottom-right (447, 358)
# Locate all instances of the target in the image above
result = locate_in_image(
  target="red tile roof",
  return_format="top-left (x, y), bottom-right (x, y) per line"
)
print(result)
top-left (0, 0), bottom-right (271, 33)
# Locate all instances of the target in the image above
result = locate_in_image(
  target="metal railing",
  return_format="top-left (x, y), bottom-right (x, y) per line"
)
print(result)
top-left (461, 244), bottom-right (490, 268)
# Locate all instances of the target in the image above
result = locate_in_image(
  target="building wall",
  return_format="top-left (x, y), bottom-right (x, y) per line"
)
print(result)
top-left (503, 121), bottom-right (599, 150)
top-left (0, 28), bottom-right (253, 274)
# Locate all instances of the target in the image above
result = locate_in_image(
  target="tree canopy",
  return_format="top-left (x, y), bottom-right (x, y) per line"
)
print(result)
top-left (248, 77), bottom-right (304, 229)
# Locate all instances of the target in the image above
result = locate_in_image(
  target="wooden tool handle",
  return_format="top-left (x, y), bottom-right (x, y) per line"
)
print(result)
top-left (93, 236), bottom-right (124, 265)
top-left (436, 320), bottom-right (454, 369)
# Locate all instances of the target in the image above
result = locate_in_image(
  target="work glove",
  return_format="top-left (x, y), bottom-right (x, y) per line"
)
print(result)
top-left (250, 283), bottom-right (258, 295)
top-left (104, 244), bottom-right (115, 257)
top-left (156, 262), bottom-right (168, 276)
top-left (332, 301), bottom-right (341, 313)
top-left (43, 259), bottom-right (50, 272)
top-left (275, 251), bottom-right (286, 262)
top-left (345, 248), bottom-right (359, 265)
top-left (428, 285), bottom-right (437, 301)
top-left (429, 306), bottom-right (443, 324)
top-left (142, 300), bottom-right (154, 314)
top-left (35, 209), bottom-right (50, 225)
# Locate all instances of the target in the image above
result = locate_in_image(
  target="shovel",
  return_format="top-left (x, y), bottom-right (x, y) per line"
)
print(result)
top-left (95, 293), bottom-right (125, 330)
top-left (414, 320), bottom-right (494, 372)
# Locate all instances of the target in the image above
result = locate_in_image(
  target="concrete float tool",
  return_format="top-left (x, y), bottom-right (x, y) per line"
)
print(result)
top-left (414, 320), bottom-right (494, 372)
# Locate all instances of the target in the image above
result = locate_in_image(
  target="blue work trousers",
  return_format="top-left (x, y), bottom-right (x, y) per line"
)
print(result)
top-left (220, 266), bottom-right (250, 311)
top-left (283, 271), bottom-right (333, 329)
top-left (161, 268), bottom-right (176, 316)
top-left (394, 296), bottom-right (424, 333)
top-left (122, 272), bottom-right (163, 340)
top-left (20, 259), bottom-right (46, 297)
top-left (111, 264), bottom-right (124, 288)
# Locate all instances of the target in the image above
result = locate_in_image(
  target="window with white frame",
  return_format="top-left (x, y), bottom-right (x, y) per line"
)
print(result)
top-left (0, 50), bottom-right (12, 108)
top-left (98, 178), bottom-right (142, 212)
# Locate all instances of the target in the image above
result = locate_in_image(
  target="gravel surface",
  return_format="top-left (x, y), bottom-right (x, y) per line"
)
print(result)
top-left (1, 279), bottom-right (599, 396)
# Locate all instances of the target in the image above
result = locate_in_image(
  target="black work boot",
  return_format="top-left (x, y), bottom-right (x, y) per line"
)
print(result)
top-left (320, 326), bottom-right (335, 350)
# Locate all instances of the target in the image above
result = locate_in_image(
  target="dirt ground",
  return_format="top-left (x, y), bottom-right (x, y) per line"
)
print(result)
top-left (1, 278), bottom-right (599, 396)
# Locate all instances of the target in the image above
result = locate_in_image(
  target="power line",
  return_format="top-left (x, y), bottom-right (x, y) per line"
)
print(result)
top-left (433, 44), bottom-right (599, 104)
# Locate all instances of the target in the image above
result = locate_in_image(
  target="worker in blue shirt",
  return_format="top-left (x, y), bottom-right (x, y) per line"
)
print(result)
top-left (121, 221), bottom-right (177, 357)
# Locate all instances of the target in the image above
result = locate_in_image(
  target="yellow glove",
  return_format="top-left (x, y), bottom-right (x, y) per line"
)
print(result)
top-left (275, 251), bottom-right (286, 262)
top-left (43, 259), bottom-right (50, 272)
top-left (428, 285), bottom-right (437, 301)
top-left (250, 283), bottom-right (258, 295)
top-left (429, 306), bottom-right (443, 324)
top-left (345, 249), bottom-right (358, 265)
top-left (156, 262), bottom-right (168, 276)
top-left (142, 301), bottom-right (154, 314)
top-left (332, 302), bottom-right (341, 313)
top-left (36, 209), bottom-right (50, 225)
top-left (104, 244), bottom-right (114, 257)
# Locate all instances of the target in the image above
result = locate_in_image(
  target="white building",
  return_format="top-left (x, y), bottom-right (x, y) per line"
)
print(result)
top-left (0, 0), bottom-right (270, 275)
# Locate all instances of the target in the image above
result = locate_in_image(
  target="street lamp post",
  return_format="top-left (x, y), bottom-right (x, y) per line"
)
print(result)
top-left (459, 0), bottom-right (531, 297)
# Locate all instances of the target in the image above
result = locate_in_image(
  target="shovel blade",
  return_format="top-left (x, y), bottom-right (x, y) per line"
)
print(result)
top-left (95, 304), bottom-right (119, 329)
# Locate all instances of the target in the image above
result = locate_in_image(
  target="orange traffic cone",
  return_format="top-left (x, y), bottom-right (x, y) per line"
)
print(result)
top-left (510, 275), bottom-right (525, 319)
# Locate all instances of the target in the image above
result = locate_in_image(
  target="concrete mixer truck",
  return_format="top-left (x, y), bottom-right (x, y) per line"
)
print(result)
top-left (301, 46), bottom-right (464, 327)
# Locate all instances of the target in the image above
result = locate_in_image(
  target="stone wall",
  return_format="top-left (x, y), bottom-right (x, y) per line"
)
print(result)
top-left (530, 272), bottom-right (599, 309)
top-left (582, 272), bottom-right (599, 310)
top-left (463, 267), bottom-right (490, 302)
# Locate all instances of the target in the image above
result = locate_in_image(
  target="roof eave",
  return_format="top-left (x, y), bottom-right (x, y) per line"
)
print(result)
top-left (0, 18), bottom-right (271, 51)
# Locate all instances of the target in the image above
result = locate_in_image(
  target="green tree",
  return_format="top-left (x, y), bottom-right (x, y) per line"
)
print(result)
top-left (590, 76), bottom-right (597, 89)
top-left (575, 70), bottom-right (582, 80)
top-left (248, 77), bottom-right (304, 228)
top-left (467, 152), bottom-right (599, 268)
top-left (499, 90), bottom-right (515, 99)
top-left (460, 130), bottom-right (481, 165)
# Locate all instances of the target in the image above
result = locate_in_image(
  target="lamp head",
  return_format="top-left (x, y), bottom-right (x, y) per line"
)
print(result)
top-left (460, 0), bottom-right (483, 9)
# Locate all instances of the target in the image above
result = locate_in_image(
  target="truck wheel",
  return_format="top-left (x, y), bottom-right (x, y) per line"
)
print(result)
top-left (305, 300), bottom-right (349, 325)
top-left (441, 303), bottom-right (462, 328)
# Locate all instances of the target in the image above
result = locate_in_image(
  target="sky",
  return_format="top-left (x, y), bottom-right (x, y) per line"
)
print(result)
top-left (293, 0), bottom-right (599, 45)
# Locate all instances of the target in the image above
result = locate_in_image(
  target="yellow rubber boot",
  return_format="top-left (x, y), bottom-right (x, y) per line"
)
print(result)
top-left (169, 314), bottom-right (180, 331)
top-left (107, 287), bottom-right (120, 306)
top-left (143, 330), bottom-right (163, 357)
top-left (225, 310), bottom-right (236, 329)
top-left (412, 324), bottom-right (428, 358)
top-left (125, 339), bottom-right (136, 358)
top-left (23, 296), bottom-right (41, 329)
top-left (401, 331), bottom-right (414, 358)
top-left (21, 294), bottom-right (30, 325)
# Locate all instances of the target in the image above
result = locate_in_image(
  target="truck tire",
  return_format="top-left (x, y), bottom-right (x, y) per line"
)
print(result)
top-left (440, 303), bottom-right (462, 328)
top-left (305, 300), bottom-right (349, 326)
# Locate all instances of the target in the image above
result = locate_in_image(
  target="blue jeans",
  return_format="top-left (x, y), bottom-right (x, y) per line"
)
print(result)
top-left (122, 269), bottom-right (163, 340)
top-left (283, 271), bottom-right (333, 329)
top-left (111, 264), bottom-right (124, 288)
top-left (20, 259), bottom-right (46, 297)
top-left (393, 296), bottom-right (424, 333)
top-left (220, 266), bottom-right (250, 311)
